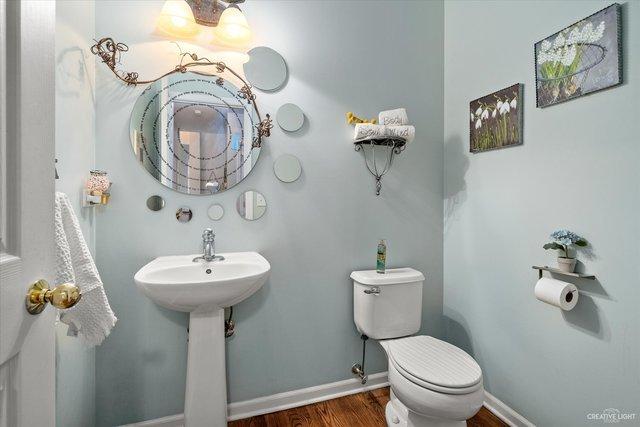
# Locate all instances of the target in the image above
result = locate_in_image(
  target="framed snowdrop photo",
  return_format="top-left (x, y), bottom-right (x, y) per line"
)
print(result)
top-left (534, 3), bottom-right (622, 108)
top-left (469, 84), bottom-right (523, 153)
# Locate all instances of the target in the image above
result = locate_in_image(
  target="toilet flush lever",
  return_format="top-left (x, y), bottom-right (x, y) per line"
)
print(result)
top-left (364, 286), bottom-right (380, 295)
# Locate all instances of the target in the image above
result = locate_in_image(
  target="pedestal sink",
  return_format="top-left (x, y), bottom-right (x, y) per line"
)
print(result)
top-left (134, 252), bottom-right (270, 426)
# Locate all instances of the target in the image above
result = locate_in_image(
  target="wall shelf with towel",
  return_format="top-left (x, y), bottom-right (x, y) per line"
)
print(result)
top-left (532, 265), bottom-right (595, 280)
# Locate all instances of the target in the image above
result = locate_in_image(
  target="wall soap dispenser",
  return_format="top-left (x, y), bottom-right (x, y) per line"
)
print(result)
top-left (377, 239), bottom-right (387, 274)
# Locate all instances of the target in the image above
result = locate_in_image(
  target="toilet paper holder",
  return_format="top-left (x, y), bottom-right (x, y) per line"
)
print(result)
top-left (532, 265), bottom-right (596, 280)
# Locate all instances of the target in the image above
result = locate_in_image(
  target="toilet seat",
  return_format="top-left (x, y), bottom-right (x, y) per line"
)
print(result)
top-left (384, 336), bottom-right (483, 395)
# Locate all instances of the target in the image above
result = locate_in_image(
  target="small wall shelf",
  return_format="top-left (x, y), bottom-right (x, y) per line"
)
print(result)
top-left (532, 265), bottom-right (595, 280)
top-left (354, 138), bottom-right (407, 196)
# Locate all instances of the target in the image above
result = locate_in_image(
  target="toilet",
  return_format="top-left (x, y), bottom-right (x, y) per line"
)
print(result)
top-left (351, 268), bottom-right (484, 427)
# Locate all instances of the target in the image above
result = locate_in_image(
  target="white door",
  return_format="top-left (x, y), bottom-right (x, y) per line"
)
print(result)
top-left (0, 1), bottom-right (57, 426)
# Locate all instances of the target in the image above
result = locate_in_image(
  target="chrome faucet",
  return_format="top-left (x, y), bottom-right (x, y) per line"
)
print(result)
top-left (193, 228), bottom-right (224, 263)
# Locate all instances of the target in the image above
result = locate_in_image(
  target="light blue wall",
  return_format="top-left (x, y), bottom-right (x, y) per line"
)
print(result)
top-left (443, 1), bottom-right (640, 426)
top-left (55, 1), bottom-right (96, 427)
top-left (94, 1), bottom-right (444, 425)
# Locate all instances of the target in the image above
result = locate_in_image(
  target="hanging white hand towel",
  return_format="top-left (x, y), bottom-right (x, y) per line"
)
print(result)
top-left (55, 192), bottom-right (116, 345)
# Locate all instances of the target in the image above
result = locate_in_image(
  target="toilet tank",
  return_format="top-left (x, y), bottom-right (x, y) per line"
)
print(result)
top-left (351, 268), bottom-right (425, 340)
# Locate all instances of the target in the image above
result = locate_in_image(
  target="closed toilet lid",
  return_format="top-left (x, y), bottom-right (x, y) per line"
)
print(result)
top-left (386, 336), bottom-right (482, 390)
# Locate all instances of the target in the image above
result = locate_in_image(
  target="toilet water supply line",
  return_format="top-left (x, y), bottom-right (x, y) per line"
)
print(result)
top-left (351, 334), bottom-right (369, 384)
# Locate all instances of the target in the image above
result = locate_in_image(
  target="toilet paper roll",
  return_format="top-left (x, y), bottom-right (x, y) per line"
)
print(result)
top-left (534, 277), bottom-right (579, 311)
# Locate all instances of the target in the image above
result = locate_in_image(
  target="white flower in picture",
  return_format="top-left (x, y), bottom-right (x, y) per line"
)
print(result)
top-left (553, 32), bottom-right (566, 49)
top-left (541, 39), bottom-right (552, 52)
top-left (475, 107), bottom-right (483, 116)
top-left (470, 112), bottom-right (474, 122)
top-left (481, 109), bottom-right (489, 120)
top-left (561, 44), bottom-right (577, 66)
top-left (475, 119), bottom-right (482, 130)
top-left (496, 100), bottom-right (503, 110)
top-left (499, 101), bottom-right (510, 115)
top-left (510, 97), bottom-right (517, 109)
top-left (591, 21), bottom-right (606, 42)
top-left (492, 109), bottom-right (497, 118)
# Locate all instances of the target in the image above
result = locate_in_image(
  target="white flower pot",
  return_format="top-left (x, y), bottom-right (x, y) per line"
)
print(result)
top-left (557, 257), bottom-right (577, 273)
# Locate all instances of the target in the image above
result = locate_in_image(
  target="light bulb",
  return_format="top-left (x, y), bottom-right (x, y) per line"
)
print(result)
top-left (157, 0), bottom-right (199, 38)
top-left (213, 6), bottom-right (252, 47)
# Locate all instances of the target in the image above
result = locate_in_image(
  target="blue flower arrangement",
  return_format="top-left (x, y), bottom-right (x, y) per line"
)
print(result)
top-left (543, 229), bottom-right (588, 259)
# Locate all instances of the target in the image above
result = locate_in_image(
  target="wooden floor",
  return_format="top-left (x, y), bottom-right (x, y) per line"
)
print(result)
top-left (229, 387), bottom-right (506, 427)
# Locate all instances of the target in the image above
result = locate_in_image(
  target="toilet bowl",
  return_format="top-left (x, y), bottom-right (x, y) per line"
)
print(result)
top-left (381, 336), bottom-right (484, 426)
top-left (351, 268), bottom-right (484, 427)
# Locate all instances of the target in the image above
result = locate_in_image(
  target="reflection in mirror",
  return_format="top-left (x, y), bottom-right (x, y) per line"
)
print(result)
top-left (277, 103), bottom-right (305, 132)
top-left (176, 207), bottom-right (193, 223)
top-left (243, 46), bottom-right (287, 91)
top-left (273, 154), bottom-right (302, 183)
top-left (207, 204), bottom-right (224, 221)
top-left (236, 190), bottom-right (267, 221)
top-left (146, 195), bottom-right (165, 211)
top-left (130, 72), bottom-right (261, 195)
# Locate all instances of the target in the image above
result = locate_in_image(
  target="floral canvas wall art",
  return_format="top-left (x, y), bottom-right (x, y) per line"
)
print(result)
top-left (534, 3), bottom-right (622, 108)
top-left (469, 84), bottom-right (523, 153)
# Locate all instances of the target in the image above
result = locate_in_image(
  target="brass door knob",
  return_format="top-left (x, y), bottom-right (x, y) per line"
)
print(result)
top-left (26, 279), bottom-right (82, 315)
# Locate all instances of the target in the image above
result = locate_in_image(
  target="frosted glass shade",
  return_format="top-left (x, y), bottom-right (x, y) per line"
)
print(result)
top-left (213, 6), bottom-right (252, 47)
top-left (157, 0), bottom-right (199, 38)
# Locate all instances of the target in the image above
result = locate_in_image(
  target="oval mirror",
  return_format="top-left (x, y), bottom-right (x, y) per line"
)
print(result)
top-left (130, 72), bottom-right (263, 195)
top-left (277, 103), bottom-right (305, 132)
top-left (207, 203), bottom-right (224, 221)
top-left (176, 207), bottom-right (193, 223)
top-left (243, 47), bottom-right (287, 91)
top-left (146, 195), bottom-right (165, 211)
top-left (236, 190), bottom-right (267, 221)
top-left (273, 154), bottom-right (302, 183)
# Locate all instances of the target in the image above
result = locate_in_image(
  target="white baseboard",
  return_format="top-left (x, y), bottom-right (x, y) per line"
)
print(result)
top-left (120, 371), bottom-right (389, 427)
top-left (483, 390), bottom-right (535, 427)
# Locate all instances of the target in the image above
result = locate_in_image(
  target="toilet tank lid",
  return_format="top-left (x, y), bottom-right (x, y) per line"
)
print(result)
top-left (350, 268), bottom-right (425, 286)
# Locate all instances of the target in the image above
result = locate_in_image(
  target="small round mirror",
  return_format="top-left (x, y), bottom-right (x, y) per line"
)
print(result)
top-left (243, 47), bottom-right (287, 91)
top-left (236, 190), bottom-right (267, 221)
top-left (146, 195), bottom-right (165, 211)
top-left (277, 103), bottom-right (305, 132)
top-left (273, 154), bottom-right (302, 183)
top-left (176, 207), bottom-right (193, 223)
top-left (207, 204), bottom-right (224, 221)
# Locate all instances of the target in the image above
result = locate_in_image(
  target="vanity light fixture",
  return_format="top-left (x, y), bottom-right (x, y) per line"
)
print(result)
top-left (157, 0), bottom-right (199, 39)
top-left (158, 0), bottom-right (253, 47)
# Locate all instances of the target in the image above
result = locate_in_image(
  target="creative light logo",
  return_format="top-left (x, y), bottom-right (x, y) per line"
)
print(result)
top-left (587, 408), bottom-right (637, 423)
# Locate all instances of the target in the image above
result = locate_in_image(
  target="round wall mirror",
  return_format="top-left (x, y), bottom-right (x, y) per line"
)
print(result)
top-left (130, 72), bottom-right (263, 195)
top-left (276, 103), bottom-right (305, 132)
top-left (243, 47), bottom-right (287, 91)
top-left (207, 203), bottom-right (224, 221)
top-left (176, 207), bottom-right (193, 223)
top-left (236, 190), bottom-right (267, 221)
top-left (273, 154), bottom-right (302, 183)
top-left (146, 195), bottom-right (165, 211)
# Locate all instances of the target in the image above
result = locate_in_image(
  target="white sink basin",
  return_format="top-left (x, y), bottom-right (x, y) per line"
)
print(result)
top-left (134, 252), bottom-right (270, 312)
top-left (134, 251), bottom-right (270, 426)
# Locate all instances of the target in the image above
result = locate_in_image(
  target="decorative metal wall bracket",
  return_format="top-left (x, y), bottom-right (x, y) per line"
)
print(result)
top-left (354, 138), bottom-right (406, 196)
top-left (90, 37), bottom-right (273, 146)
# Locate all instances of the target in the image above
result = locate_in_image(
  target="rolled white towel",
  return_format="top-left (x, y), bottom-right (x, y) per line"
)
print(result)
top-left (386, 125), bottom-right (415, 144)
top-left (354, 123), bottom-right (387, 141)
top-left (378, 108), bottom-right (409, 126)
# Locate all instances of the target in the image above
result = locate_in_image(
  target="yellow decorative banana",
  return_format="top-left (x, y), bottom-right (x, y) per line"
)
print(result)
top-left (346, 111), bottom-right (377, 125)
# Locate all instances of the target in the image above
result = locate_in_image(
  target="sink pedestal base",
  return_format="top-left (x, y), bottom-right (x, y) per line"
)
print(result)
top-left (184, 308), bottom-right (227, 426)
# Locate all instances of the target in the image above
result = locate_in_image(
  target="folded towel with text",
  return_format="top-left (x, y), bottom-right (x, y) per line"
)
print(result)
top-left (378, 108), bottom-right (409, 126)
top-left (354, 123), bottom-right (415, 144)
top-left (386, 125), bottom-right (415, 144)
top-left (353, 123), bottom-right (388, 141)
top-left (55, 192), bottom-right (117, 346)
